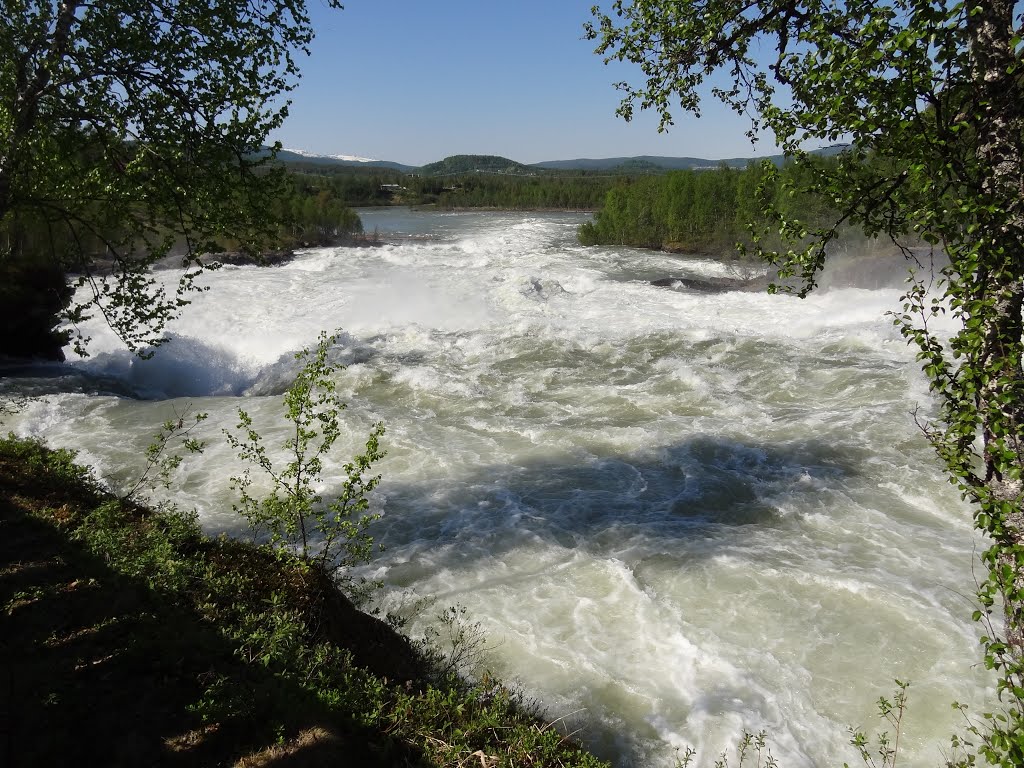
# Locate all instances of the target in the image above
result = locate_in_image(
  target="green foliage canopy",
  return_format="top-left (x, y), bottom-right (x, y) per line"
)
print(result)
top-left (588, 1), bottom-right (1023, 762)
top-left (0, 0), bottom-right (341, 354)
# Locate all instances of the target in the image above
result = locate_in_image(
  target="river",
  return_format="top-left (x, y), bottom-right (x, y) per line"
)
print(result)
top-left (2, 208), bottom-right (993, 766)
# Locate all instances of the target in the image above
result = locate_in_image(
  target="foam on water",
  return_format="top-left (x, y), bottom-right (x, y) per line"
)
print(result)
top-left (4, 209), bottom-right (992, 767)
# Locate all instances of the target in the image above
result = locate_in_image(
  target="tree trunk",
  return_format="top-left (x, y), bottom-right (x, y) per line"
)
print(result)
top-left (977, 274), bottom-right (1024, 653)
top-left (969, 0), bottom-right (1024, 656)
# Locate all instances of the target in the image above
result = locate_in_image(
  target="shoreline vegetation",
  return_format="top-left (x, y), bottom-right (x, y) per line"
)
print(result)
top-left (575, 161), bottom-right (839, 257)
top-left (0, 433), bottom-right (609, 768)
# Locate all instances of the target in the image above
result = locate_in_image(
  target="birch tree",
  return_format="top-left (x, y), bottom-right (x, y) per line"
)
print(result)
top-left (0, 0), bottom-right (340, 355)
top-left (587, 2), bottom-right (1023, 762)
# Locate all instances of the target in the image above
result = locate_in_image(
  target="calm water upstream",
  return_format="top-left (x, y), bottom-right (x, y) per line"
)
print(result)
top-left (3, 208), bottom-right (993, 766)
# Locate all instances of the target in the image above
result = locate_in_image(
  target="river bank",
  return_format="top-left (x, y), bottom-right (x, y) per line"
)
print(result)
top-left (0, 434), bottom-right (606, 768)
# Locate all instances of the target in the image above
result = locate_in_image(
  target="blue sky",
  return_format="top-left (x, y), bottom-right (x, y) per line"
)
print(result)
top-left (269, 0), bottom-right (778, 166)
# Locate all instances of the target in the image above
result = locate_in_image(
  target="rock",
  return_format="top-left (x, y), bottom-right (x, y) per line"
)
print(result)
top-left (211, 249), bottom-right (295, 267)
top-left (522, 277), bottom-right (569, 300)
top-left (650, 275), bottom-right (766, 293)
top-left (0, 257), bottom-right (73, 361)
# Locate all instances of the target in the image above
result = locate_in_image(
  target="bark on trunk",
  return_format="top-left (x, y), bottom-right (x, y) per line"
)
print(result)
top-left (978, 276), bottom-right (1024, 653)
top-left (968, 0), bottom-right (1024, 656)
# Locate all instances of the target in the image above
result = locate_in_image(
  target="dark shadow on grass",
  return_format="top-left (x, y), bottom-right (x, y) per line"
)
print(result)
top-left (0, 495), bottom-right (417, 768)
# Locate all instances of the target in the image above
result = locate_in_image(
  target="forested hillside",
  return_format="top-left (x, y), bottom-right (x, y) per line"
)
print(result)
top-left (433, 175), bottom-right (612, 210)
top-left (418, 154), bottom-right (533, 176)
top-left (281, 155), bottom-right (617, 210)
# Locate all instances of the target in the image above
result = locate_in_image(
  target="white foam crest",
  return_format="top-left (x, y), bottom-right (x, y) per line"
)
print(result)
top-left (11, 395), bottom-right (120, 480)
top-left (68, 334), bottom-right (258, 399)
top-left (391, 365), bottom-right (479, 399)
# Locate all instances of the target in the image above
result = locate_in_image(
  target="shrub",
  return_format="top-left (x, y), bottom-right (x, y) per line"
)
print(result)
top-left (226, 330), bottom-right (386, 570)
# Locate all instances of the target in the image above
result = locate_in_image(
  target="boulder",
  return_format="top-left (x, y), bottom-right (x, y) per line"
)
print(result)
top-left (650, 275), bottom-right (766, 293)
top-left (211, 249), bottom-right (295, 267)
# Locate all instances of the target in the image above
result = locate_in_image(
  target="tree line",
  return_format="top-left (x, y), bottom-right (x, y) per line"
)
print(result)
top-left (279, 160), bottom-right (619, 210)
top-left (278, 172), bottom-right (364, 246)
top-left (431, 174), bottom-right (613, 210)
top-left (576, 160), bottom-right (841, 255)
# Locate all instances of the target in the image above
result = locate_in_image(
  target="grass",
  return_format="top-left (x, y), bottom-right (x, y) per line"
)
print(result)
top-left (0, 434), bottom-right (609, 768)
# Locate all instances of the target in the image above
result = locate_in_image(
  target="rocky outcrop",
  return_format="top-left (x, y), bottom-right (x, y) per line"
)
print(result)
top-left (650, 275), bottom-right (768, 293)
top-left (211, 249), bottom-right (295, 267)
top-left (0, 257), bottom-right (73, 361)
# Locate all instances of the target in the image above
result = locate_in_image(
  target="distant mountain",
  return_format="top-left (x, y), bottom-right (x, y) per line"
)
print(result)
top-left (418, 154), bottom-right (533, 176)
top-left (532, 145), bottom-right (849, 172)
top-left (273, 148), bottom-right (417, 173)
top-left (531, 155), bottom-right (740, 171)
top-left (269, 145), bottom-right (850, 176)
top-left (283, 148), bottom-right (379, 163)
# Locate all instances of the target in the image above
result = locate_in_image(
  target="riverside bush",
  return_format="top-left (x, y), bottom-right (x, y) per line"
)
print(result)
top-left (122, 403), bottom-right (208, 504)
top-left (226, 330), bottom-right (385, 570)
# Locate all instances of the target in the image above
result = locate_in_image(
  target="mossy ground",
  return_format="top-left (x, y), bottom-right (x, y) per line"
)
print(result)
top-left (0, 435), bottom-right (608, 768)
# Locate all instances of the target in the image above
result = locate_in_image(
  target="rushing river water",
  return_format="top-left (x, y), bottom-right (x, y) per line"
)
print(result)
top-left (2, 209), bottom-right (995, 766)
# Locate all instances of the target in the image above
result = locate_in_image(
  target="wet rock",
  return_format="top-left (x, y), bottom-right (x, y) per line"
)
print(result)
top-left (211, 249), bottom-right (295, 267)
top-left (650, 275), bottom-right (767, 293)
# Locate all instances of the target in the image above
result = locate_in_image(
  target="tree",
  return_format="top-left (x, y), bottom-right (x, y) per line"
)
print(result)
top-left (587, 1), bottom-right (1023, 762)
top-left (0, 0), bottom-right (341, 357)
top-left (226, 331), bottom-right (386, 572)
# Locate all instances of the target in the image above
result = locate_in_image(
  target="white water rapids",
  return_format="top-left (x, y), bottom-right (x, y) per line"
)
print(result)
top-left (3, 209), bottom-right (995, 766)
